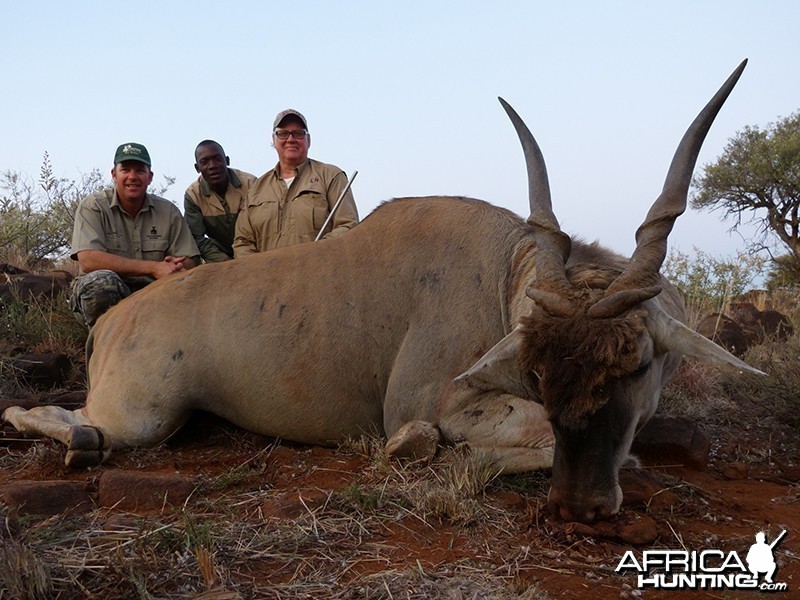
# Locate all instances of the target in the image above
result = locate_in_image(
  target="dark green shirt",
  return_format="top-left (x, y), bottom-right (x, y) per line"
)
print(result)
top-left (184, 168), bottom-right (256, 262)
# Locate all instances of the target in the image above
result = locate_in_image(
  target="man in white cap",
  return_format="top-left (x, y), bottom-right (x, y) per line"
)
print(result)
top-left (233, 109), bottom-right (359, 255)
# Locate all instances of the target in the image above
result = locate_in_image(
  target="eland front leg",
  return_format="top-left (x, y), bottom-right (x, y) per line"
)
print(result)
top-left (2, 405), bottom-right (112, 467)
top-left (387, 394), bottom-right (555, 473)
top-left (439, 394), bottom-right (555, 472)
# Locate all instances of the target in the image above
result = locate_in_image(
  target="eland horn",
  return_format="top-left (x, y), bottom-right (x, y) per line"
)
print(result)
top-left (588, 60), bottom-right (748, 320)
top-left (500, 97), bottom-right (574, 312)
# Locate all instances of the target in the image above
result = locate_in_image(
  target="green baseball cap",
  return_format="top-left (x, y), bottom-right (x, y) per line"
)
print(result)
top-left (114, 142), bottom-right (151, 166)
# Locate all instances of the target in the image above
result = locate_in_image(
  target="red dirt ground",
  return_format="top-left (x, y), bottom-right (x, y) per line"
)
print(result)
top-left (1, 397), bottom-right (798, 599)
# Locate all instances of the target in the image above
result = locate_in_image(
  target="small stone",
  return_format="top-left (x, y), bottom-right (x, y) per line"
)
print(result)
top-left (616, 515), bottom-right (658, 545)
top-left (632, 415), bottom-right (710, 470)
top-left (98, 470), bottom-right (195, 512)
top-left (720, 461), bottom-right (748, 480)
top-left (491, 490), bottom-right (526, 510)
top-left (620, 468), bottom-right (678, 511)
top-left (0, 480), bottom-right (92, 517)
top-left (385, 420), bottom-right (440, 461)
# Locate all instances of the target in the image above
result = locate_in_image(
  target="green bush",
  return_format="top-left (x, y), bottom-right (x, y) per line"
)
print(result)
top-left (1, 153), bottom-right (176, 267)
top-left (0, 154), bottom-right (105, 267)
top-left (662, 248), bottom-right (766, 325)
top-left (766, 254), bottom-right (800, 290)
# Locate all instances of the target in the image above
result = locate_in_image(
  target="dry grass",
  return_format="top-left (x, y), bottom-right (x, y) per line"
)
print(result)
top-left (0, 540), bottom-right (51, 599)
top-left (661, 286), bottom-right (800, 427)
top-left (0, 289), bottom-right (87, 399)
top-left (0, 437), bottom-right (591, 599)
top-left (761, 287), bottom-right (800, 318)
top-left (6, 428), bottom-right (762, 599)
top-left (0, 249), bottom-right (39, 273)
top-left (0, 291), bottom-right (87, 358)
top-left (659, 361), bottom-right (737, 426)
top-left (659, 309), bottom-right (800, 488)
top-left (663, 333), bottom-right (800, 432)
top-left (733, 331), bottom-right (800, 427)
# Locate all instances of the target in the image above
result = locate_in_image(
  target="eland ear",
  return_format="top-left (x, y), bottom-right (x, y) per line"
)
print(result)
top-left (453, 324), bottom-right (535, 398)
top-left (648, 309), bottom-right (766, 375)
top-left (454, 324), bottom-right (524, 383)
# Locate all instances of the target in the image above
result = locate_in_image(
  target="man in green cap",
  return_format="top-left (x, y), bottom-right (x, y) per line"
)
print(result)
top-left (184, 140), bottom-right (256, 262)
top-left (69, 142), bottom-right (200, 327)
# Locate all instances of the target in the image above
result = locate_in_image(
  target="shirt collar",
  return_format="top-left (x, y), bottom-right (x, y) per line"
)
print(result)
top-left (110, 188), bottom-right (153, 213)
top-left (271, 159), bottom-right (309, 180)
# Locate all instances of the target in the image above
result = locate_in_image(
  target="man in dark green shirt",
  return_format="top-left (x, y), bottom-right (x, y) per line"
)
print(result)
top-left (184, 140), bottom-right (256, 262)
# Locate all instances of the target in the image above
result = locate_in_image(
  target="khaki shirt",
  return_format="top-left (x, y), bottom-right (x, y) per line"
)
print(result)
top-left (71, 188), bottom-right (200, 283)
top-left (233, 158), bottom-right (359, 256)
top-left (184, 168), bottom-right (256, 262)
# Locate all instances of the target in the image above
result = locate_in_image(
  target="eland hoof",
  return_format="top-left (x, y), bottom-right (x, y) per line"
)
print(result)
top-left (386, 420), bottom-right (441, 461)
top-left (67, 425), bottom-right (110, 451)
top-left (65, 447), bottom-right (111, 468)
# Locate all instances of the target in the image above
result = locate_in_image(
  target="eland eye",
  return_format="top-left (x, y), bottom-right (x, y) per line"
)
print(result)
top-left (594, 383), bottom-right (609, 398)
top-left (631, 362), bottom-right (651, 378)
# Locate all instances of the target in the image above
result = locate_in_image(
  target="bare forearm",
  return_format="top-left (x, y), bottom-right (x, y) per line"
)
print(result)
top-left (77, 250), bottom-right (195, 279)
top-left (78, 250), bottom-right (155, 277)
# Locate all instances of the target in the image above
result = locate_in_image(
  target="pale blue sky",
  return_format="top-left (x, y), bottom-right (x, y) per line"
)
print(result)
top-left (2, 1), bottom-right (798, 258)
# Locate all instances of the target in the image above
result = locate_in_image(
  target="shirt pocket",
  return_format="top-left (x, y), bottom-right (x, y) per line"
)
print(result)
top-left (296, 191), bottom-right (329, 231)
top-left (249, 197), bottom-right (280, 234)
top-left (142, 239), bottom-right (169, 261)
top-left (106, 233), bottom-right (129, 257)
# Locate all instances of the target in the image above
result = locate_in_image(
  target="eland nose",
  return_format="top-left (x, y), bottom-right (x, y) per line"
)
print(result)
top-left (549, 498), bottom-right (599, 524)
top-left (548, 488), bottom-right (622, 524)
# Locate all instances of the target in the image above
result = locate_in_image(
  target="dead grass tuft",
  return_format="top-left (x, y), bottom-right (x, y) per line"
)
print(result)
top-left (402, 446), bottom-right (503, 524)
top-left (659, 361), bottom-right (739, 426)
top-left (338, 566), bottom-right (551, 599)
top-left (761, 287), bottom-right (800, 319)
top-left (731, 331), bottom-right (800, 426)
top-left (662, 325), bottom-right (800, 431)
top-left (0, 250), bottom-right (38, 274)
top-left (0, 539), bottom-right (52, 599)
top-left (0, 440), bottom-right (67, 477)
top-left (0, 291), bottom-right (87, 358)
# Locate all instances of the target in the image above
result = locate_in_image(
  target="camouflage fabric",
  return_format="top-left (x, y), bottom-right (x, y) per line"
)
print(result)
top-left (69, 270), bottom-right (132, 328)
